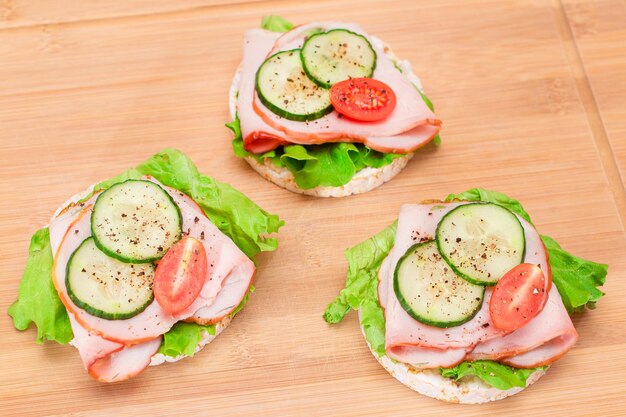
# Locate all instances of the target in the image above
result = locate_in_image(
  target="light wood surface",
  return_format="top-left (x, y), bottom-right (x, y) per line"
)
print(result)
top-left (562, 0), bottom-right (626, 201)
top-left (1, 1), bottom-right (625, 416)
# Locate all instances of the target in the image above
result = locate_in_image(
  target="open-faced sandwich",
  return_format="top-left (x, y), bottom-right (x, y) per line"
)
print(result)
top-left (325, 189), bottom-right (607, 403)
top-left (8, 149), bottom-right (283, 382)
top-left (228, 16), bottom-right (441, 197)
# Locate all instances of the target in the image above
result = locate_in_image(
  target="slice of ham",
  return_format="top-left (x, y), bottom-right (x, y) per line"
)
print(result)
top-left (237, 23), bottom-right (441, 154)
top-left (188, 260), bottom-right (255, 325)
top-left (49, 178), bottom-right (255, 344)
top-left (88, 337), bottom-right (161, 382)
top-left (68, 314), bottom-right (124, 370)
top-left (467, 285), bottom-right (578, 367)
top-left (238, 29), bottom-right (287, 154)
top-left (381, 202), bottom-right (577, 369)
top-left (68, 314), bottom-right (161, 382)
top-left (67, 261), bottom-right (253, 382)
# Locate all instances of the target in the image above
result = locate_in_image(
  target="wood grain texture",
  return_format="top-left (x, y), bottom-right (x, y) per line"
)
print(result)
top-left (561, 0), bottom-right (626, 212)
top-left (0, 0), bottom-right (624, 416)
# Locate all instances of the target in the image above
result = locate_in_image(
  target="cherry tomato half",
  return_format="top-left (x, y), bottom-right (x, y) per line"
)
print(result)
top-left (489, 263), bottom-right (550, 332)
top-left (329, 78), bottom-right (397, 122)
top-left (154, 237), bottom-right (207, 315)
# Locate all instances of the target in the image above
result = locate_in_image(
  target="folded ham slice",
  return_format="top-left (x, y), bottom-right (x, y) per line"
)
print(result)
top-left (68, 314), bottom-right (161, 382)
top-left (380, 202), bottom-right (577, 369)
top-left (88, 336), bottom-right (161, 383)
top-left (236, 23), bottom-right (441, 154)
top-left (188, 260), bottom-right (255, 325)
top-left (467, 285), bottom-right (578, 367)
top-left (48, 178), bottom-right (255, 381)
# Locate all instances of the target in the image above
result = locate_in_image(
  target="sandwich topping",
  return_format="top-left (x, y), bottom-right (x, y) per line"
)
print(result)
top-left (381, 202), bottom-right (577, 369)
top-left (8, 149), bottom-right (283, 383)
top-left (49, 177), bottom-right (256, 382)
top-left (236, 21), bottom-right (441, 155)
top-left (325, 189), bottom-right (607, 393)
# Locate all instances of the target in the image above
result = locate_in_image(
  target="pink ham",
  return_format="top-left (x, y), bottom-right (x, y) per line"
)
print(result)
top-left (468, 285), bottom-right (578, 367)
top-left (237, 29), bottom-right (287, 154)
top-left (189, 260), bottom-right (255, 324)
top-left (68, 314), bottom-right (161, 382)
top-left (66, 260), bottom-right (253, 382)
top-left (49, 178), bottom-right (254, 344)
top-left (381, 202), bottom-right (576, 369)
top-left (236, 23), bottom-right (441, 154)
top-left (88, 337), bottom-right (161, 383)
top-left (68, 314), bottom-right (123, 370)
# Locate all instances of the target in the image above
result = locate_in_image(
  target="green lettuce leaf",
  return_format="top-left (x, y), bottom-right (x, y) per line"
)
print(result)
top-left (229, 117), bottom-right (403, 189)
top-left (323, 223), bottom-right (397, 356)
top-left (325, 188), bottom-right (607, 389)
top-left (159, 322), bottom-right (216, 358)
top-left (261, 15), bottom-right (294, 33)
top-left (7, 228), bottom-right (73, 344)
top-left (440, 361), bottom-right (546, 390)
top-left (9, 149), bottom-right (282, 353)
top-left (541, 236), bottom-right (607, 313)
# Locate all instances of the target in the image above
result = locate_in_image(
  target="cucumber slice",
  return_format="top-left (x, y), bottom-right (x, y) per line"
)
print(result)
top-left (256, 49), bottom-right (332, 121)
top-left (301, 29), bottom-right (377, 88)
top-left (91, 180), bottom-right (182, 263)
top-left (436, 203), bottom-right (526, 286)
top-left (394, 241), bottom-right (485, 328)
top-left (66, 237), bottom-right (155, 320)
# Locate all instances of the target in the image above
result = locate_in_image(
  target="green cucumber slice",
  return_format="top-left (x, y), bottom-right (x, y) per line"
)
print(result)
top-left (394, 241), bottom-right (485, 328)
top-left (436, 203), bottom-right (526, 286)
top-left (301, 29), bottom-right (377, 88)
top-left (91, 179), bottom-right (182, 263)
top-left (255, 49), bottom-right (332, 121)
top-left (66, 237), bottom-right (155, 320)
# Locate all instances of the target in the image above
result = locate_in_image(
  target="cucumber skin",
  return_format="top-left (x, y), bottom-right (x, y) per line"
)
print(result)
top-left (255, 49), bottom-right (333, 122)
top-left (90, 179), bottom-right (182, 264)
top-left (300, 29), bottom-right (377, 89)
top-left (393, 241), bottom-right (485, 328)
top-left (435, 203), bottom-right (527, 287)
top-left (65, 237), bottom-right (155, 320)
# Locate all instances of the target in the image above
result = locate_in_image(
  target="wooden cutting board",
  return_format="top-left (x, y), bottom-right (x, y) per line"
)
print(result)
top-left (1, 0), bottom-right (625, 415)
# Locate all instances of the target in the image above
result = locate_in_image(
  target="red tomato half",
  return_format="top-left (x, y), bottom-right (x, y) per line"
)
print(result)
top-left (329, 78), bottom-right (397, 122)
top-left (489, 263), bottom-right (550, 332)
top-left (153, 237), bottom-right (208, 315)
